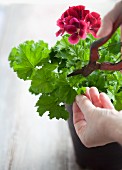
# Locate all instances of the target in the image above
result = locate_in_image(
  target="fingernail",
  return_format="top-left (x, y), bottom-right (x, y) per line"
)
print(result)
top-left (76, 95), bottom-right (81, 102)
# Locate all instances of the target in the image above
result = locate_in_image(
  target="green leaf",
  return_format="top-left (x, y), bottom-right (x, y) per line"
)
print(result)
top-left (30, 63), bottom-right (57, 94)
top-left (49, 105), bottom-right (69, 120)
top-left (36, 95), bottom-right (57, 116)
top-left (51, 73), bottom-right (77, 104)
top-left (54, 35), bottom-right (69, 51)
top-left (8, 29), bottom-right (122, 120)
top-left (107, 89), bottom-right (115, 101)
top-left (36, 95), bottom-right (69, 120)
top-left (114, 91), bottom-right (122, 111)
top-left (77, 87), bottom-right (86, 94)
top-left (8, 40), bottom-right (50, 80)
top-left (54, 85), bottom-right (77, 104)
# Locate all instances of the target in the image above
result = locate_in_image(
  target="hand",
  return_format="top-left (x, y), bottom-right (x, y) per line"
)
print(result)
top-left (97, 0), bottom-right (122, 38)
top-left (73, 87), bottom-right (118, 147)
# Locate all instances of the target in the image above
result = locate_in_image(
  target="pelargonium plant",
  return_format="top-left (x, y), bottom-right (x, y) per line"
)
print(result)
top-left (8, 5), bottom-right (122, 120)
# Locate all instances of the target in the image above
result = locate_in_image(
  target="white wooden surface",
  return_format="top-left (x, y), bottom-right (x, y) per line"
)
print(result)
top-left (0, 2), bottom-right (115, 170)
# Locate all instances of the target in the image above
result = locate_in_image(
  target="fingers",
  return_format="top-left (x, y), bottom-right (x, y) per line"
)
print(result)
top-left (73, 101), bottom-right (86, 135)
top-left (76, 95), bottom-right (95, 114)
top-left (85, 87), bottom-right (91, 100)
top-left (85, 87), bottom-right (114, 109)
top-left (97, 1), bottom-right (122, 38)
top-left (89, 87), bottom-right (102, 107)
top-left (99, 92), bottom-right (114, 109)
top-left (74, 87), bottom-right (114, 124)
top-left (73, 101), bottom-right (85, 124)
top-left (97, 17), bottom-right (112, 38)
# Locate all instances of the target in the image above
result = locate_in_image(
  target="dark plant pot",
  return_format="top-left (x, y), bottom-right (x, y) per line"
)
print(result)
top-left (66, 104), bottom-right (122, 170)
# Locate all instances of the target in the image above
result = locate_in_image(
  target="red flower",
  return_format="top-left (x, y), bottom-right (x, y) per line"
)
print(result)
top-left (64, 18), bottom-right (87, 44)
top-left (56, 5), bottom-right (101, 44)
top-left (85, 12), bottom-right (101, 37)
top-left (61, 5), bottom-right (86, 20)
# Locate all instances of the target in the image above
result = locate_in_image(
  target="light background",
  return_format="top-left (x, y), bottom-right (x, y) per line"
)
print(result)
top-left (0, 1), bottom-right (118, 170)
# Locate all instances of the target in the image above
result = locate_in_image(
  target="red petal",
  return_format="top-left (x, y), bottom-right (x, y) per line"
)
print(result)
top-left (69, 17), bottom-right (79, 24)
top-left (79, 29), bottom-right (87, 39)
top-left (65, 25), bottom-right (77, 34)
top-left (92, 21), bottom-right (101, 28)
top-left (82, 10), bottom-right (90, 20)
top-left (85, 13), bottom-right (96, 25)
top-left (89, 20), bottom-right (101, 36)
top-left (68, 7), bottom-right (79, 18)
top-left (65, 16), bottom-right (72, 24)
top-left (68, 33), bottom-right (79, 44)
top-left (75, 5), bottom-right (85, 19)
top-left (88, 29), bottom-right (98, 38)
top-left (88, 26), bottom-right (100, 38)
top-left (57, 19), bottom-right (64, 28)
top-left (61, 10), bottom-right (68, 19)
top-left (91, 12), bottom-right (100, 19)
top-left (55, 29), bottom-right (64, 37)
top-left (69, 18), bottom-right (80, 27)
top-left (76, 5), bottom-right (85, 10)
top-left (79, 20), bottom-right (87, 30)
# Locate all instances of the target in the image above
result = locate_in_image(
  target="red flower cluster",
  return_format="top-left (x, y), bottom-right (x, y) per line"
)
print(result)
top-left (56, 5), bottom-right (101, 44)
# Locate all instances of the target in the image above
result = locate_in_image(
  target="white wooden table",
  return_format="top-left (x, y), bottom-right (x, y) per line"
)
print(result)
top-left (0, 1), bottom-right (115, 170)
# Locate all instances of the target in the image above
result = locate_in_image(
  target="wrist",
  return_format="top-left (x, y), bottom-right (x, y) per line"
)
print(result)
top-left (105, 110), bottom-right (122, 144)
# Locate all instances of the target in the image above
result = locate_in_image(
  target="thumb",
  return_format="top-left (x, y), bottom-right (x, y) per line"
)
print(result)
top-left (97, 1), bottom-right (122, 38)
top-left (97, 18), bottom-right (112, 38)
top-left (76, 95), bottom-right (95, 115)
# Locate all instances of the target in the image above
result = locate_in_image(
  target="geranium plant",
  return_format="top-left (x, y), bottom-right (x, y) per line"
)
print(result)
top-left (8, 5), bottom-right (122, 120)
